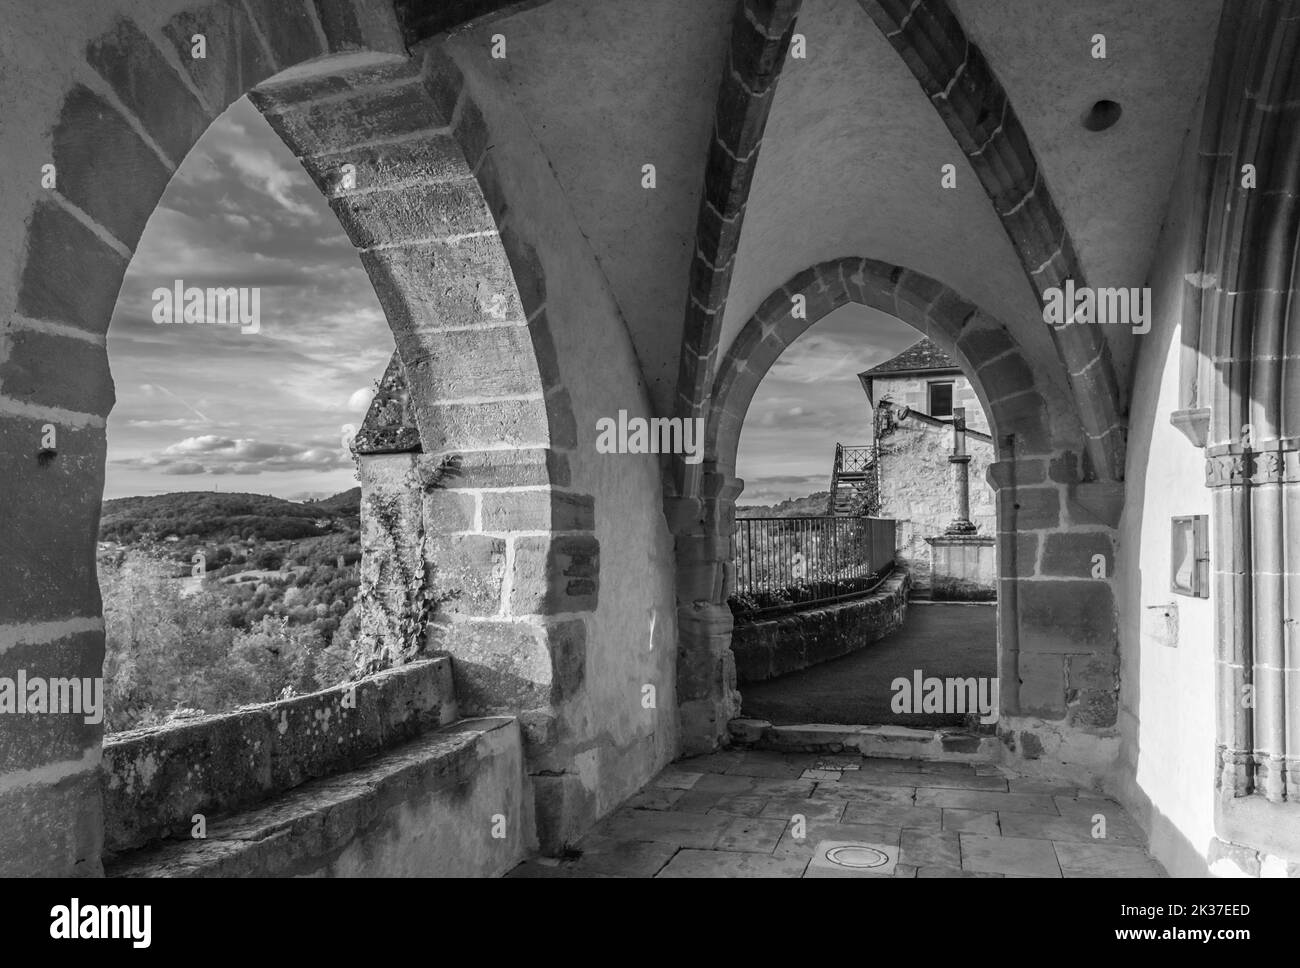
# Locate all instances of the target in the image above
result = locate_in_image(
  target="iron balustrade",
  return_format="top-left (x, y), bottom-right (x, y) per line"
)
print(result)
top-left (730, 515), bottom-right (896, 613)
top-left (839, 444), bottom-right (875, 474)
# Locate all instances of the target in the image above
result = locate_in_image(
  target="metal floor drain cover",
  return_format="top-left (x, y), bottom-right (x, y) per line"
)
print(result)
top-left (824, 845), bottom-right (890, 869)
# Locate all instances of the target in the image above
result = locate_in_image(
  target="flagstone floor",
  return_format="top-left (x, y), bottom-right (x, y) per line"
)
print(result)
top-left (506, 749), bottom-right (1168, 878)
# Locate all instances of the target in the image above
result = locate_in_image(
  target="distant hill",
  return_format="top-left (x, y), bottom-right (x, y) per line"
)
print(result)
top-left (100, 489), bottom-right (360, 544)
top-left (737, 491), bottom-right (831, 518)
top-left (308, 487), bottom-right (361, 516)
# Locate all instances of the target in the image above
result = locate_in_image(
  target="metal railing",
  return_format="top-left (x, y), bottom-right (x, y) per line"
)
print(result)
top-left (839, 444), bottom-right (875, 474)
top-left (731, 515), bottom-right (896, 612)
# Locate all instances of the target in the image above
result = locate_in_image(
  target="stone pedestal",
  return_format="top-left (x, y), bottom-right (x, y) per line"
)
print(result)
top-left (926, 533), bottom-right (996, 601)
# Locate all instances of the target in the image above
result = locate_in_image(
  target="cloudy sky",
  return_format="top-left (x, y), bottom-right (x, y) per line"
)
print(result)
top-left (106, 96), bottom-right (923, 505)
top-left (104, 96), bottom-right (391, 501)
top-left (734, 302), bottom-right (921, 506)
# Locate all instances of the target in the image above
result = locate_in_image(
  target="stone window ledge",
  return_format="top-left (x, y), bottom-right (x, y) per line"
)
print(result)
top-left (102, 659), bottom-right (457, 859)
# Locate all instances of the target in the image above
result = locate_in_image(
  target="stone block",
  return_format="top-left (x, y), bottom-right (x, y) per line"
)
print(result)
top-left (426, 534), bottom-right (506, 616)
top-left (509, 534), bottom-right (599, 614)
top-left (998, 486), bottom-right (1060, 530)
top-left (0, 330), bottom-right (115, 417)
top-left (414, 398), bottom-right (550, 453)
top-left (0, 768), bottom-right (102, 877)
top-left (420, 489), bottom-right (475, 532)
top-left (163, 3), bottom-right (275, 111)
top-left (0, 417), bottom-right (105, 623)
top-left (51, 85), bottom-right (172, 248)
top-left (525, 310), bottom-right (563, 392)
top-left (1066, 482), bottom-right (1126, 529)
top-left (17, 201), bottom-right (126, 337)
top-left (1049, 451), bottom-right (1083, 483)
top-left (957, 323), bottom-right (1016, 365)
top-left (245, 0), bottom-right (325, 70)
top-left (420, 47), bottom-right (464, 124)
top-left (532, 771), bottom-right (598, 856)
top-left (428, 619), bottom-right (551, 713)
top-left (261, 81), bottom-right (428, 157)
top-left (546, 619), bottom-right (587, 702)
top-left (989, 392), bottom-right (1051, 455)
top-left (312, 0), bottom-right (365, 51)
top-left (0, 629), bottom-right (104, 774)
top-left (361, 234), bottom-right (523, 334)
top-left (499, 224), bottom-right (546, 317)
top-left (1017, 653), bottom-right (1067, 718)
top-left (542, 387), bottom-right (579, 450)
top-left (1016, 580), bottom-right (1115, 653)
top-left (424, 448), bottom-right (568, 489)
top-left (300, 135), bottom-right (467, 197)
top-left (400, 323), bottom-right (538, 401)
top-left (1070, 688), bottom-right (1118, 728)
top-left (332, 179), bottom-right (494, 248)
top-left (985, 459), bottom-right (1047, 489)
top-left (978, 352), bottom-right (1035, 403)
top-left (480, 489), bottom-right (594, 533)
top-left (1039, 531), bottom-right (1114, 579)
top-left (87, 18), bottom-right (212, 165)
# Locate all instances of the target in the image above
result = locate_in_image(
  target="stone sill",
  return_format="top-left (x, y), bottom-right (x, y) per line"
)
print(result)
top-left (729, 719), bottom-right (999, 761)
top-left (106, 718), bottom-right (524, 878)
top-left (102, 658), bottom-right (457, 857)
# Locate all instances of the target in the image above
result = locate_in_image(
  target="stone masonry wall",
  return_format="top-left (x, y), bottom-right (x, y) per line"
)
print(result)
top-left (875, 412), bottom-right (995, 590)
top-left (731, 570), bottom-right (910, 683)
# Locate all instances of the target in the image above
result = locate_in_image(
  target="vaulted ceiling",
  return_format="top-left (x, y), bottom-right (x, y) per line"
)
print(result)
top-left (446, 0), bottom-right (1222, 419)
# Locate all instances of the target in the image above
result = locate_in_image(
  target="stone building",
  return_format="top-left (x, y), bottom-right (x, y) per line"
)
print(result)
top-left (1, 0), bottom-right (1297, 880)
top-left (858, 338), bottom-right (995, 589)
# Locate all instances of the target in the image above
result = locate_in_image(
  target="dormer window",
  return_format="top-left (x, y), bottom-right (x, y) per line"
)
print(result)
top-left (928, 381), bottom-right (954, 418)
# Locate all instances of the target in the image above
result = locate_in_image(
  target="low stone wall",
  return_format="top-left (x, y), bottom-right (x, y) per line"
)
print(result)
top-left (731, 570), bottom-right (911, 683)
top-left (102, 658), bottom-right (457, 856)
top-left (108, 717), bottom-right (533, 878)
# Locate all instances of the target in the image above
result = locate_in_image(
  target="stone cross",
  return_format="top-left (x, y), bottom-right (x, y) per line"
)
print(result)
top-left (946, 407), bottom-right (977, 534)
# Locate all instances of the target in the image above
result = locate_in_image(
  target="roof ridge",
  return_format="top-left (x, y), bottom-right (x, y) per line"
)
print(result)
top-left (858, 337), bottom-right (959, 377)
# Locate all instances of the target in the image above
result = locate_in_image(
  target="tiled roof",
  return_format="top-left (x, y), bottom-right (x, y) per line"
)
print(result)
top-left (859, 338), bottom-right (960, 377)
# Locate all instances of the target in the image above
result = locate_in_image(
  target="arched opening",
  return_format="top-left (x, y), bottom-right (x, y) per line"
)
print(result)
top-left (671, 254), bottom-right (1123, 766)
top-left (730, 300), bottom-right (999, 730)
top-left (0, 5), bottom-right (590, 873)
top-left (704, 259), bottom-right (1033, 751)
top-left (95, 92), bottom-right (388, 732)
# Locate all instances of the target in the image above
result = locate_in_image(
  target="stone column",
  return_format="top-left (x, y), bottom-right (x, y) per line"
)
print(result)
top-left (947, 407), bottom-right (977, 535)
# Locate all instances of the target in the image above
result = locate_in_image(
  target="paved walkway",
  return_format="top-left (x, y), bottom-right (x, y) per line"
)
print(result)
top-left (507, 749), bottom-right (1166, 878)
top-left (740, 602), bottom-right (997, 726)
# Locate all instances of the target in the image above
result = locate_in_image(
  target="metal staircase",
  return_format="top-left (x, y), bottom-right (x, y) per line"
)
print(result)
top-left (826, 443), bottom-right (878, 516)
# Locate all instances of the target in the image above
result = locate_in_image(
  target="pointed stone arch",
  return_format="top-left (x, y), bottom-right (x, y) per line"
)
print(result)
top-left (0, 1), bottom-right (587, 874)
top-left (673, 257), bottom-right (1124, 759)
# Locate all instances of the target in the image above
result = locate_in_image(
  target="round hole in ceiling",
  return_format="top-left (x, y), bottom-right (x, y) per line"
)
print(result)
top-left (1082, 99), bottom-right (1123, 132)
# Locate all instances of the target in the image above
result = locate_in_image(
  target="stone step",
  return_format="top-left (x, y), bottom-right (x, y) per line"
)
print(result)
top-left (728, 718), bottom-right (1000, 763)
